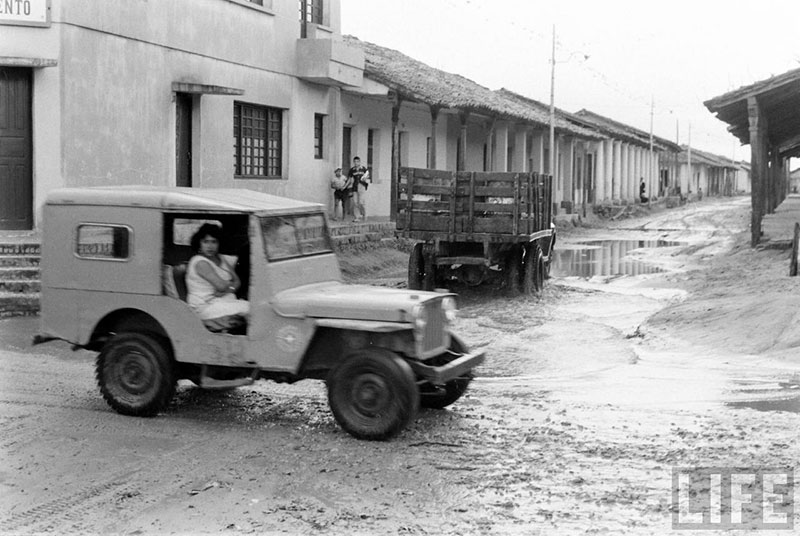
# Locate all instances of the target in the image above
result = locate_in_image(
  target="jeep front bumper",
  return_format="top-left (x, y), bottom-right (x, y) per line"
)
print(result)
top-left (407, 350), bottom-right (486, 385)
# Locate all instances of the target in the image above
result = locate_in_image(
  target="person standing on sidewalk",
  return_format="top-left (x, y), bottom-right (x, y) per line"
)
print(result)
top-left (348, 156), bottom-right (370, 222)
top-left (330, 167), bottom-right (348, 221)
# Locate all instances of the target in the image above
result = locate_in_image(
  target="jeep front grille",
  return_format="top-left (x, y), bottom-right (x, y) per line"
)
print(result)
top-left (420, 300), bottom-right (447, 356)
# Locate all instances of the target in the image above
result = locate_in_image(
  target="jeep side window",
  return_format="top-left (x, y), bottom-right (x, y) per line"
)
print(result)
top-left (260, 214), bottom-right (331, 261)
top-left (76, 224), bottom-right (131, 260)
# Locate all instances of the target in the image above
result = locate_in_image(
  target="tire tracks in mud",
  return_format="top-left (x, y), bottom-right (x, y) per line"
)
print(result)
top-left (1, 468), bottom-right (142, 534)
top-left (1, 428), bottom-right (200, 534)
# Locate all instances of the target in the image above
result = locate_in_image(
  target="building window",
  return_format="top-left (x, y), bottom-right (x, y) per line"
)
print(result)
top-left (300, 0), bottom-right (323, 24)
top-left (234, 102), bottom-right (283, 178)
top-left (299, 0), bottom-right (323, 37)
top-left (314, 114), bottom-right (324, 159)
top-left (248, 0), bottom-right (263, 5)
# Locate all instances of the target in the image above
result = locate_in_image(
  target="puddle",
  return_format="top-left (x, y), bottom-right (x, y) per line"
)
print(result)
top-left (726, 380), bottom-right (800, 413)
top-left (552, 239), bottom-right (683, 277)
top-left (727, 397), bottom-right (800, 413)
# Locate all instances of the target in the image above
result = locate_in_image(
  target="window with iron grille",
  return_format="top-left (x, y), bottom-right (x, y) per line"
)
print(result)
top-left (234, 102), bottom-right (282, 178)
top-left (314, 114), bottom-right (324, 159)
top-left (299, 0), bottom-right (323, 24)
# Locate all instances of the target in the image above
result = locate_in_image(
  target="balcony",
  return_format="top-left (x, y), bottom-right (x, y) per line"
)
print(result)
top-left (296, 28), bottom-right (364, 88)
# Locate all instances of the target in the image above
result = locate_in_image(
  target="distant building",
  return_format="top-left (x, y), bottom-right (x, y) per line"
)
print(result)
top-left (0, 0), bottom-right (363, 229)
top-left (677, 146), bottom-right (751, 196)
top-left (790, 168), bottom-right (800, 194)
top-left (1, 0), bottom-right (736, 231)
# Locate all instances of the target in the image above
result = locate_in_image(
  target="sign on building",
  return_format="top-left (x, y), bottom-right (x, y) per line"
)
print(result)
top-left (0, 0), bottom-right (50, 27)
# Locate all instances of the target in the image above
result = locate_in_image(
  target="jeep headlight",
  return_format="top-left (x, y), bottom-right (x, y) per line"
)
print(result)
top-left (442, 296), bottom-right (458, 323)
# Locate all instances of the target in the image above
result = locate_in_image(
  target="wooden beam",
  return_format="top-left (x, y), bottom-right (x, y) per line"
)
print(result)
top-left (748, 96), bottom-right (766, 247)
top-left (778, 133), bottom-right (800, 156)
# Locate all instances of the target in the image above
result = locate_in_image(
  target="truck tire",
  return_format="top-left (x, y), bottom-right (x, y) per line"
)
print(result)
top-left (327, 349), bottom-right (419, 440)
top-left (526, 245), bottom-right (545, 294)
top-left (408, 243), bottom-right (424, 290)
top-left (422, 244), bottom-right (437, 291)
top-left (505, 245), bottom-right (523, 296)
top-left (522, 245), bottom-right (536, 295)
top-left (96, 332), bottom-right (176, 417)
top-left (419, 336), bottom-right (474, 409)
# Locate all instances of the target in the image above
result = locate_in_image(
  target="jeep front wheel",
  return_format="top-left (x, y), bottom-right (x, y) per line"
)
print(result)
top-left (96, 332), bottom-right (176, 417)
top-left (327, 349), bottom-right (419, 440)
top-left (419, 336), bottom-right (474, 409)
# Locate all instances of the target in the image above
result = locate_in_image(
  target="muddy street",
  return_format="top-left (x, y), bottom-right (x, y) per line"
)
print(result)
top-left (3, 196), bottom-right (800, 535)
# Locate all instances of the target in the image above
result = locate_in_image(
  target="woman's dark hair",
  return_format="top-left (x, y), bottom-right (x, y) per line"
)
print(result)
top-left (190, 223), bottom-right (222, 252)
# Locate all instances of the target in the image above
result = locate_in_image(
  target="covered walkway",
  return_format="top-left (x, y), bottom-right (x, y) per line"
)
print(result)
top-left (758, 194), bottom-right (800, 248)
top-left (706, 68), bottom-right (800, 246)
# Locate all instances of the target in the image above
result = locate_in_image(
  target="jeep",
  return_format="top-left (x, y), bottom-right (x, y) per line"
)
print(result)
top-left (34, 187), bottom-right (485, 440)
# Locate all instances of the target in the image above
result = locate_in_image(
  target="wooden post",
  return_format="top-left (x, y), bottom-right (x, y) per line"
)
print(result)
top-left (429, 106), bottom-right (440, 170)
top-left (390, 96), bottom-right (402, 221)
top-left (770, 149), bottom-right (780, 213)
top-left (748, 96), bottom-right (767, 247)
top-left (458, 111), bottom-right (469, 172)
top-left (485, 117), bottom-right (497, 171)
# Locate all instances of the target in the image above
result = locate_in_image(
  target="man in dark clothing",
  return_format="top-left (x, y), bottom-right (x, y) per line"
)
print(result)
top-left (348, 156), bottom-right (370, 222)
top-left (639, 178), bottom-right (648, 203)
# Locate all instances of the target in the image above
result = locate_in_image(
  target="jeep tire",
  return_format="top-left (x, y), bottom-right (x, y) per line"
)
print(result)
top-left (419, 336), bottom-right (474, 409)
top-left (327, 349), bottom-right (419, 440)
top-left (96, 332), bottom-right (176, 417)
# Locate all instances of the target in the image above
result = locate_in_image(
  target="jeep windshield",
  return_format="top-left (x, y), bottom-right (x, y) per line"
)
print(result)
top-left (260, 213), bottom-right (333, 261)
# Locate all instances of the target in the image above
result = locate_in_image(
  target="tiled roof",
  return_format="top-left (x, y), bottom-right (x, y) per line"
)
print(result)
top-left (345, 36), bottom-right (602, 139)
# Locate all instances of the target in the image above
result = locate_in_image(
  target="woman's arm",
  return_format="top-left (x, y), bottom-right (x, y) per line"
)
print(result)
top-left (195, 259), bottom-right (238, 295)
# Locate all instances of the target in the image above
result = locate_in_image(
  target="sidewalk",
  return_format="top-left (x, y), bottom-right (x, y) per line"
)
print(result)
top-left (760, 194), bottom-right (800, 248)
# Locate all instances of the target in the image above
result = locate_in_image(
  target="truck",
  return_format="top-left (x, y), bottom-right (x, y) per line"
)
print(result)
top-left (33, 187), bottom-right (485, 440)
top-left (396, 167), bottom-right (556, 294)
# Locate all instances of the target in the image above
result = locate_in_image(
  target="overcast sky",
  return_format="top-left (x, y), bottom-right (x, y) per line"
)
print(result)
top-left (341, 0), bottom-right (800, 163)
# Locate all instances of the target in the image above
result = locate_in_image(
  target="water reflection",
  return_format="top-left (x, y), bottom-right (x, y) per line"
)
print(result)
top-left (727, 397), bottom-right (800, 413)
top-left (552, 240), bottom-right (682, 278)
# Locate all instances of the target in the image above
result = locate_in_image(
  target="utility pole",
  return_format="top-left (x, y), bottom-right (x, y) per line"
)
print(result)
top-left (649, 96), bottom-right (654, 198)
top-left (687, 122), bottom-right (693, 196)
top-left (549, 24), bottom-right (556, 189)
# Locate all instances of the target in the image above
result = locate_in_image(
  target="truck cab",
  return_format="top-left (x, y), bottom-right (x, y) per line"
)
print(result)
top-left (36, 187), bottom-right (485, 440)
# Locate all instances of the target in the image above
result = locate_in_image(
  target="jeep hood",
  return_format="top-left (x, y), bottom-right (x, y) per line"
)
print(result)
top-left (271, 282), bottom-right (445, 322)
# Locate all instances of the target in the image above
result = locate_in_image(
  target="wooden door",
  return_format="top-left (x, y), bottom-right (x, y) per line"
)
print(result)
top-left (175, 93), bottom-right (192, 187)
top-left (0, 68), bottom-right (33, 230)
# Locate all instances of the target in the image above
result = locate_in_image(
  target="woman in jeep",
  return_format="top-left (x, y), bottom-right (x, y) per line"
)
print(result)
top-left (186, 223), bottom-right (250, 328)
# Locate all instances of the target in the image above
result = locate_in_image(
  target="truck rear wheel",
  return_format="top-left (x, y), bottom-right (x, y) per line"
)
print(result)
top-left (524, 245), bottom-right (544, 295)
top-left (96, 332), bottom-right (176, 417)
top-left (408, 243), bottom-right (424, 290)
top-left (505, 245), bottom-right (523, 296)
top-left (327, 349), bottom-right (419, 440)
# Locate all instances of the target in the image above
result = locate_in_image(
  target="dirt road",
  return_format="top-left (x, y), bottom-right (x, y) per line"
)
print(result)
top-left (3, 196), bottom-right (800, 535)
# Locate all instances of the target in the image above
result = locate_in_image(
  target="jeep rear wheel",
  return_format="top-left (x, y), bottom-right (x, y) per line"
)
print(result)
top-left (96, 332), bottom-right (176, 417)
top-left (327, 349), bottom-right (419, 440)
